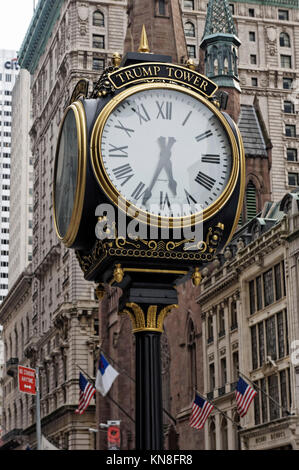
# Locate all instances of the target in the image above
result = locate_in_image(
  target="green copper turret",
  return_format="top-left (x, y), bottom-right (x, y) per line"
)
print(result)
top-left (200, 0), bottom-right (241, 91)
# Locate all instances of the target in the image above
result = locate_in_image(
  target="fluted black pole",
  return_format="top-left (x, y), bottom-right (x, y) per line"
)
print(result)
top-left (135, 331), bottom-right (163, 450)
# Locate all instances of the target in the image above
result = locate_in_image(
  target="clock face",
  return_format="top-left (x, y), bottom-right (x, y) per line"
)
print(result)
top-left (91, 84), bottom-right (238, 226)
top-left (53, 101), bottom-right (86, 246)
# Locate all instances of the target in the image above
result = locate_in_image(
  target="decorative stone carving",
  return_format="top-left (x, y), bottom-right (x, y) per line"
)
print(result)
top-left (266, 26), bottom-right (276, 43)
top-left (78, 3), bottom-right (89, 36)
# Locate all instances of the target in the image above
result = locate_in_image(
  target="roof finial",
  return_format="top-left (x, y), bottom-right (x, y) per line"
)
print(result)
top-left (138, 25), bottom-right (150, 53)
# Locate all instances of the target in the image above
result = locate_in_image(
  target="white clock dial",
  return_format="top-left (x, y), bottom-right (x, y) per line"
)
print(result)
top-left (98, 86), bottom-right (233, 219)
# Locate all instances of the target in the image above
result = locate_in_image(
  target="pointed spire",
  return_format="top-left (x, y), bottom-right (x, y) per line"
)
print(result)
top-left (138, 25), bottom-right (150, 53)
top-left (200, 0), bottom-right (241, 122)
top-left (202, 0), bottom-right (237, 38)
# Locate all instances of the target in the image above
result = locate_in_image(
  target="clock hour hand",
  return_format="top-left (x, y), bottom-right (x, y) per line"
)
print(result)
top-left (142, 137), bottom-right (177, 205)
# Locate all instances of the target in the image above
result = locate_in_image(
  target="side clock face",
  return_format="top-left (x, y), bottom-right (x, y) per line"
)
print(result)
top-left (53, 101), bottom-right (87, 247)
top-left (91, 83), bottom-right (238, 227)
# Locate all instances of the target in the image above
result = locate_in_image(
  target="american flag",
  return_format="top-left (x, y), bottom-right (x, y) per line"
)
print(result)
top-left (189, 393), bottom-right (214, 430)
top-left (75, 372), bottom-right (96, 415)
top-left (235, 377), bottom-right (257, 417)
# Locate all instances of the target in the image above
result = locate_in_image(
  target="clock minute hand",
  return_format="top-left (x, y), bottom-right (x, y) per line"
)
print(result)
top-left (142, 137), bottom-right (177, 205)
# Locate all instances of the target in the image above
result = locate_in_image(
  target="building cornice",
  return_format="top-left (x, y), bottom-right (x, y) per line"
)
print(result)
top-left (18, 0), bottom-right (63, 74)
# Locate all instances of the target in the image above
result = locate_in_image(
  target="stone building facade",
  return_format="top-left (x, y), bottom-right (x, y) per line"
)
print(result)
top-left (181, 0), bottom-right (299, 203)
top-left (0, 0), bottom-right (128, 450)
top-left (198, 193), bottom-right (299, 450)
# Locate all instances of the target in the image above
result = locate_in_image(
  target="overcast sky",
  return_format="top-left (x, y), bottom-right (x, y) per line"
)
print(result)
top-left (0, 0), bottom-right (35, 52)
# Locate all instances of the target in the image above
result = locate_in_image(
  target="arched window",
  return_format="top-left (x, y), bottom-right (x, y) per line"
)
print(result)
top-left (246, 180), bottom-right (257, 221)
top-left (93, 10), bottom-right (104, 27)
top-left (209, 418), bottom-right (216, 449)
top-left (184, 21), bottom-right (195, 37)
top-left (221, 416), bottom-right (228, 450)
top-left (280, 32), bottom-right (290, 47)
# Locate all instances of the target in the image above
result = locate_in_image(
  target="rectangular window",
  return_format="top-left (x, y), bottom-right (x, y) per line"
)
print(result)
top-left (93, 34), bottom-right (105, 49)
top-left (283, 77), bottom-right (293, 89)
top-left (251, 77), bottom-right (258, 87)
top-left (268, 374), bottom-right (280, 420)
top-left (277, 311), bottom-right (285, 358)
top-left (256, 276), bottom-right (263, 311)
top-left (288, 172), bottom-right (299, 186)
top-left (209, 363), bottom-right (215, 391)
top-left (250, 54), bottom-right (257, 65)
top-left (287, 148), bottom-right (297, 161)
top-left (274, 263), bottom-right (282, 301)
top-left (249, 280), bottom-right (255, 314)
top-left (251, 326), bottom-right (258, 370)
top-left (280, 369), bottom-right (288, 416)
top-left (261, 378), bottom-right (268, 422)
top-left (5, 74), bottom-right (11, 82)
top-left (158, 0), bottom-right (166, 15)
top-left (284, 101), bottom-right (294, 113)
top-left (229, 3), bottom-right (234, 14)
top-left (187, 45), bottom-right (196, 58)
top-left (258, 322), bottom-right (265, 366)
top-left (278, 9), bottom-right (289, 21)
top-left (285, 124), bottom-right (296, 137)
top-left (92, 58), bottom-right (105, 71)
top-left (249, 8), bottom-right (255, 17)
top-left (281, 55), bottom-right (292, 68)
top-left (184, 0), bottom-right (194, 9)
top-left (254, 381), bottom-right (260, 425)
top-left (263, 269), bottom-right (274, 306)
top-left (249, 31), bottom-right (256, 42)
top-left (266, 316), bottom-right (277, 360)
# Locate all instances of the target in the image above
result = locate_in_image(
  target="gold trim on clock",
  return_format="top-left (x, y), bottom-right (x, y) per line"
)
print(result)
top-left (53, 100), bottom-right (87, 247)
top-left (90, 82), bottom-right (240, 229)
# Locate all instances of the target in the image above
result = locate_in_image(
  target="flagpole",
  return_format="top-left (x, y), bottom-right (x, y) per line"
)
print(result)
top-left (75, 364), bottom-right (135, 424)
top-left (194, 389), bottom-right (242, 430)
top-left (35, 366), bottom-right (42, 450)
top-left (99, 349), bottom-right (177, 425)
top-left (237, 370), bottom-right (292, 416)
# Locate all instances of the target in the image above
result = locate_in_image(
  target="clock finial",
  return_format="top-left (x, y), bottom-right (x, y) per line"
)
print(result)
top-left (138, 24), bottom-right (150, 53)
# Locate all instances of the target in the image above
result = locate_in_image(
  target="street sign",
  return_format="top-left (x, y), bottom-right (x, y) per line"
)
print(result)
top-left (18, 365), bottom-right (36, 395)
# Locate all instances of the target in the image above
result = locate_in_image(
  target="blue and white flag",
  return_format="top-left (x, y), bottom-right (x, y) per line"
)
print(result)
top-left (95, 353), bottom-right (119, 397)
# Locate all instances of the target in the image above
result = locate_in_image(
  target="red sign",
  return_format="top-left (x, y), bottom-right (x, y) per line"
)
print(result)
top-left (18, 366), bottom-right (36, 395)
top-left (107, 425), bottom-right (121, 450)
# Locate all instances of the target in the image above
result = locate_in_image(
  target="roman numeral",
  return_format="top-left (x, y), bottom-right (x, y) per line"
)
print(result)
top-left (112, 164), bottom-right (134, 186)
top-left (108, 144), bottom-right (128, 158)
top-left (160, 191), bottom-right (171, 210)
top-left (156, 101), bottom-right (172, 120)
top-left (184, 189), bottom-right (197, 205)
top-left (115, 120), bottom-right (135, 137)
top-left (195, 171), bottom-right (216, 191)
top-left (201, 154), bottom-right (220, 164)
top-left (131, 182), bottom-right (146, 200)
top-left (132, 104), bottom-right (151, 124)
top-left (195, 130), bottom-right (213, 142)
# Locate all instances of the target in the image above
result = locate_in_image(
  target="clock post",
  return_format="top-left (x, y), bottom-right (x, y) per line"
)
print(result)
top-left (53, 28), bottom-right (245, 450)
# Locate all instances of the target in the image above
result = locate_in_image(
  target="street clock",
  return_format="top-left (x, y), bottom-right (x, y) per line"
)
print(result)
top-left (53, 52), bottom-right (245, 286)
